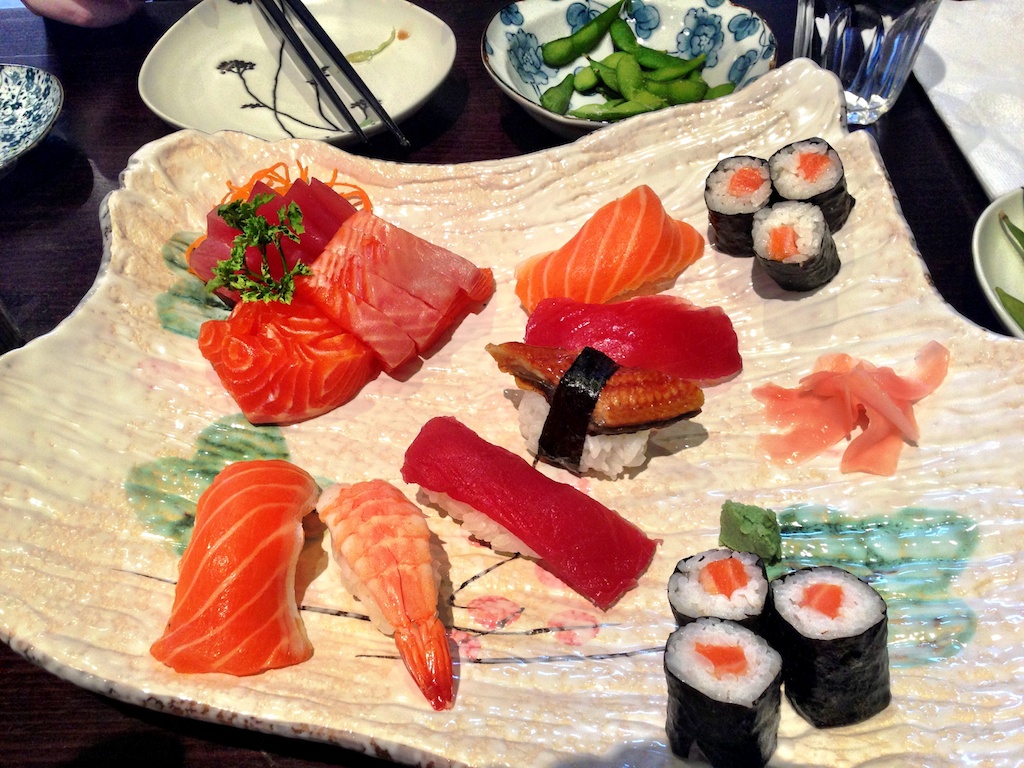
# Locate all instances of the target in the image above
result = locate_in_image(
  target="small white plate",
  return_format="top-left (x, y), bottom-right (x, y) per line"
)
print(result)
top-left (138, 0), bottom-right (455, 144)
top-left (0, 64), bottom-right (63, 177)
top-left (482, 0), bottom-right (776, 139)
top-left (972, 188), bottom-right (1024, 339)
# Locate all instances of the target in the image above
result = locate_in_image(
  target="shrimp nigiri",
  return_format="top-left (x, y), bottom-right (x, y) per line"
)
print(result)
top-left (317, 479), bottom-right (454, 710)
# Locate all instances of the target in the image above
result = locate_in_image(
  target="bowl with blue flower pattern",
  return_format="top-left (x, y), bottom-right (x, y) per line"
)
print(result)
top-left (482, 0), bottom-right (776, 138)
top-left (0, 65), bottom-right (63, 178)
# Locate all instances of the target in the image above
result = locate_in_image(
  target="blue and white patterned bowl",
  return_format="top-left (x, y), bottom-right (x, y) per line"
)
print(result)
top-left (482, 0), bottom-right (776, 138)
top-left (0, 65), bottom-right (63, 177)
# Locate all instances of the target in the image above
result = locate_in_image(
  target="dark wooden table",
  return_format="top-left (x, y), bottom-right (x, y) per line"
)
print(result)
top-left (0, 0), bottom-right (1003, 765)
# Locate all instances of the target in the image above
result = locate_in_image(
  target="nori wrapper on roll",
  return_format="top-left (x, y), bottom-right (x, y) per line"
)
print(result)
top-left (769, 137), bottom-right (856, 232)
top-left (771, 567), bottom-right (892, 728)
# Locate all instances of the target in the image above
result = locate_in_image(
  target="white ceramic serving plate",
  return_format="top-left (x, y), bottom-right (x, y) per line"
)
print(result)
top-left (972, 188), bottom-right (1024, 339)
top-left (138, 0), bottom-right (455, 143)
top-left (482, 0), bottom-right (776, 138)
top-left (3, 59), bottom-right (1024, 767)
top-left (0, 64), bottom-right (63, 177)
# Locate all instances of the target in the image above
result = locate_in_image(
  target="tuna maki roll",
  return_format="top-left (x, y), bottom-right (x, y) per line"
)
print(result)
top-left (668, 549), bottom-right (772, 634)
top-left (752, 201), bottom-right (841, 292)
top-left (664, 618), bottom-right (782, 768)
top-left (771, 566), bottom-right (891, 728)
top-left (769, 137), bottom-right (856, 232)
top-left (705, 156), bottom-right (773, 257)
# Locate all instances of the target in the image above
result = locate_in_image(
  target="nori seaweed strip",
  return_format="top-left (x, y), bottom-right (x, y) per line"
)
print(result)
top-left (536, 346), bottom-right (619, 472)
top-left (708, 209), bottom-right (757, 257)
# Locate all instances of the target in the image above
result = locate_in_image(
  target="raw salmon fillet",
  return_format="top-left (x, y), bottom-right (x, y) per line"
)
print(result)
top-left (514, 185), bottom-right (704, 312)
top-left (150, 460), bottom-right (321, 676)
top-left (198, 282), bottom-right (379, 425)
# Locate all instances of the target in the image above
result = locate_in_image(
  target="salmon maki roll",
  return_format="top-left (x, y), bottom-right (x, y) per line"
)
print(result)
top-left (150, 460), bottom-right (322, 676)
top-left (514, 185), bottom-right (704, 312)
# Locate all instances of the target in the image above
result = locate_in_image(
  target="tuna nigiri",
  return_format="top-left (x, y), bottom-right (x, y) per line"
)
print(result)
top-left (318, 480), bottom-right (454, 711)
top-left (752, 341), bottom-right (950, 475)
top-left (150, 460), bottom-right (321, 676)
top-left (514, 185), bottom-right (704, 312)
top-left (401, 416), bottom-right (659, 610)
top-left (198, 281), bottom-right (379, 425)
top-left (524, 295), bottom-right (742, 385)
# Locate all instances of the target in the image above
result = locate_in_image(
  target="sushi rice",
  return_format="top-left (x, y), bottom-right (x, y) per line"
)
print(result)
top-left (421, 488), bottom-right (540, 559)
top-left (704, 156), bottom-right (773, 215)
top-left (769, 138), bottom-right (844, 202)
top-left (668, 549), bottom-right (769, 625)
top-left (517, 391), bottom-right (649, 477)
top-left (772, 565), bottom-right (885, 640)
top-left (665, 618), bottom-right (781, 707)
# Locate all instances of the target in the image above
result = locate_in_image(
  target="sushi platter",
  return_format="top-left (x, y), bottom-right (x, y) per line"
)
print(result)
top-left (1, 58), bottom-right (1024, 766)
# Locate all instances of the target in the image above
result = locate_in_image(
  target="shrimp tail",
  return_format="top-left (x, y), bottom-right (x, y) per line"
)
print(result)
top-left (394, 615), bottom-right (455, 711)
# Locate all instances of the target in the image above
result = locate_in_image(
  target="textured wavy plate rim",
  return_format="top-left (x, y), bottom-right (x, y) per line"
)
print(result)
top-left (972, 188), bottom-right (1024, 339)
top-left (2, 58), bottom-right (1024, 768)
top-left (137, 0), bottom-right (456, 144)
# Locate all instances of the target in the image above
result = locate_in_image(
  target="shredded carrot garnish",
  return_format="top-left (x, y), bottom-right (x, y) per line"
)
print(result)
top-left (218, 162), bottom-right (373, 212)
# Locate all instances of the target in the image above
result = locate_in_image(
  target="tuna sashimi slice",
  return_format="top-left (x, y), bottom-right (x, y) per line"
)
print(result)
top-left (198, 282), bottom-right (379, 424)
top-left (524, 295), bottom-right (742, 385)
top-left (150, 460), bottom-right (321, 676)
top-left (514, 185), bottom-right (704, 312)
top-left (400, 416), bottom-right (659, 610)
top-left (188, 179), bottom-right (358, 304)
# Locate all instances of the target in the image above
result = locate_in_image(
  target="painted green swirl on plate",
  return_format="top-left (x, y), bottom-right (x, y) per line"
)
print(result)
top-left (770, 504), bottom-right (979, 667)
top-left (156, 230), bottom-right (229, 339)
top-left (124, 414), bottom-right (290, 553)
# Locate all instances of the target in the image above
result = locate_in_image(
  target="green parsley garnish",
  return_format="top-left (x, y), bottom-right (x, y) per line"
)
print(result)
top-left (206, 194), bottom-right (311, 303)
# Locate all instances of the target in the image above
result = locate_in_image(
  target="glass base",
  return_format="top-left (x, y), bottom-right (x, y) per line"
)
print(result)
top-left (845, 92), bottom-right (895, 126)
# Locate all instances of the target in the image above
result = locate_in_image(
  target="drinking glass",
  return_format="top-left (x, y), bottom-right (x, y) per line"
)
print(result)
top-left (794, 0), bottom-right (943, 125)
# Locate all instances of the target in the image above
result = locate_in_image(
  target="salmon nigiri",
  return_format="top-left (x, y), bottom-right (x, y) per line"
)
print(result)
top-left (150, 460), bottom-right (322, 676)
top-left (514, 185), bottom-right (704, 313)
top-left (318, 479), bottom-right (455, 711)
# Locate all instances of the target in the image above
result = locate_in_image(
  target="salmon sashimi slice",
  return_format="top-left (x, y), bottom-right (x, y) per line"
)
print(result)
top-left (523, 295), bottom-right (742, 385)
top-left (695, 642), bottom-right (749, 678)
top-left (752, 342), bottom-right (950, 475)
top-left (150, 460), bottom-right (322, 676)
top-left (514, 185), bottom-right (704, 312)
top-left (198, 282), bottom-right (379, 425)
top-left (309, 210), bottom-right (495, 370)
top-left (318, 480), bottom-right (454, 711)
top-left (401, 416), bottom-right (660, 611)
top-left (698, 557), bottom-right (749, 599)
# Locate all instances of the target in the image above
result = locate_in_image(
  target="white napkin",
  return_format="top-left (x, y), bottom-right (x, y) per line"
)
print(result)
top-left (914, 0), bottom-right (1024, 200)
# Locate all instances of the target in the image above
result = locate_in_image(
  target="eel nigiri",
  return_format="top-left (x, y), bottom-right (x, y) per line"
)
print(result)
top-left (150, 460), bottom-right (321, 676)
top-left (400, 416), bottom-right (660, 610)
top-left (198, 281), bottom-right (380, 426)
top-left (308, 210), bottom-right (495, 372)
top-left (524, 295), bottom-right (742, 385)
top-left (318, 480), bottom-right (454, 711)
top-left (514, 185), bottom-right (704, 313)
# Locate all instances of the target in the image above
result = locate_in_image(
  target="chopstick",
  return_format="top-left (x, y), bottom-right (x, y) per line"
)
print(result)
top-left (254, 0), bottom-right (409, 147)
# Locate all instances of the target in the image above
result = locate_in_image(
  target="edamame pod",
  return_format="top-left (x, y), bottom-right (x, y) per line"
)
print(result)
top-left (705, 82), bottom-right (737, 99)
top-left (646, 53), bottom-right (707, 82)
top-left (609, 17), bottom-right (639, 53)
top-left (573, 65), bottom-right (600, 93)
top-left (614, 54), bottom-right (645, 101)
top-left (568, 98), bottom-right (656, 121)
top-left (541, 0), bottom-right (626, 67)
top-left (540, 73), bottom-right (576, 115)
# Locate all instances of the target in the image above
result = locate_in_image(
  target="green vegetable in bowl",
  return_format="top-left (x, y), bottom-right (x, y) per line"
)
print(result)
top-left (537, 5), bottom-right (735, 122)
top-left (996, 193), bottom-right (1024, 332)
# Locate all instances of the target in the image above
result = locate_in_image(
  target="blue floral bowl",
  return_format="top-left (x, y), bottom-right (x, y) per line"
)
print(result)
top-left (0, 65), bottom-right (64, 177)
top-left (482, 0), bottom-right (776, 138)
